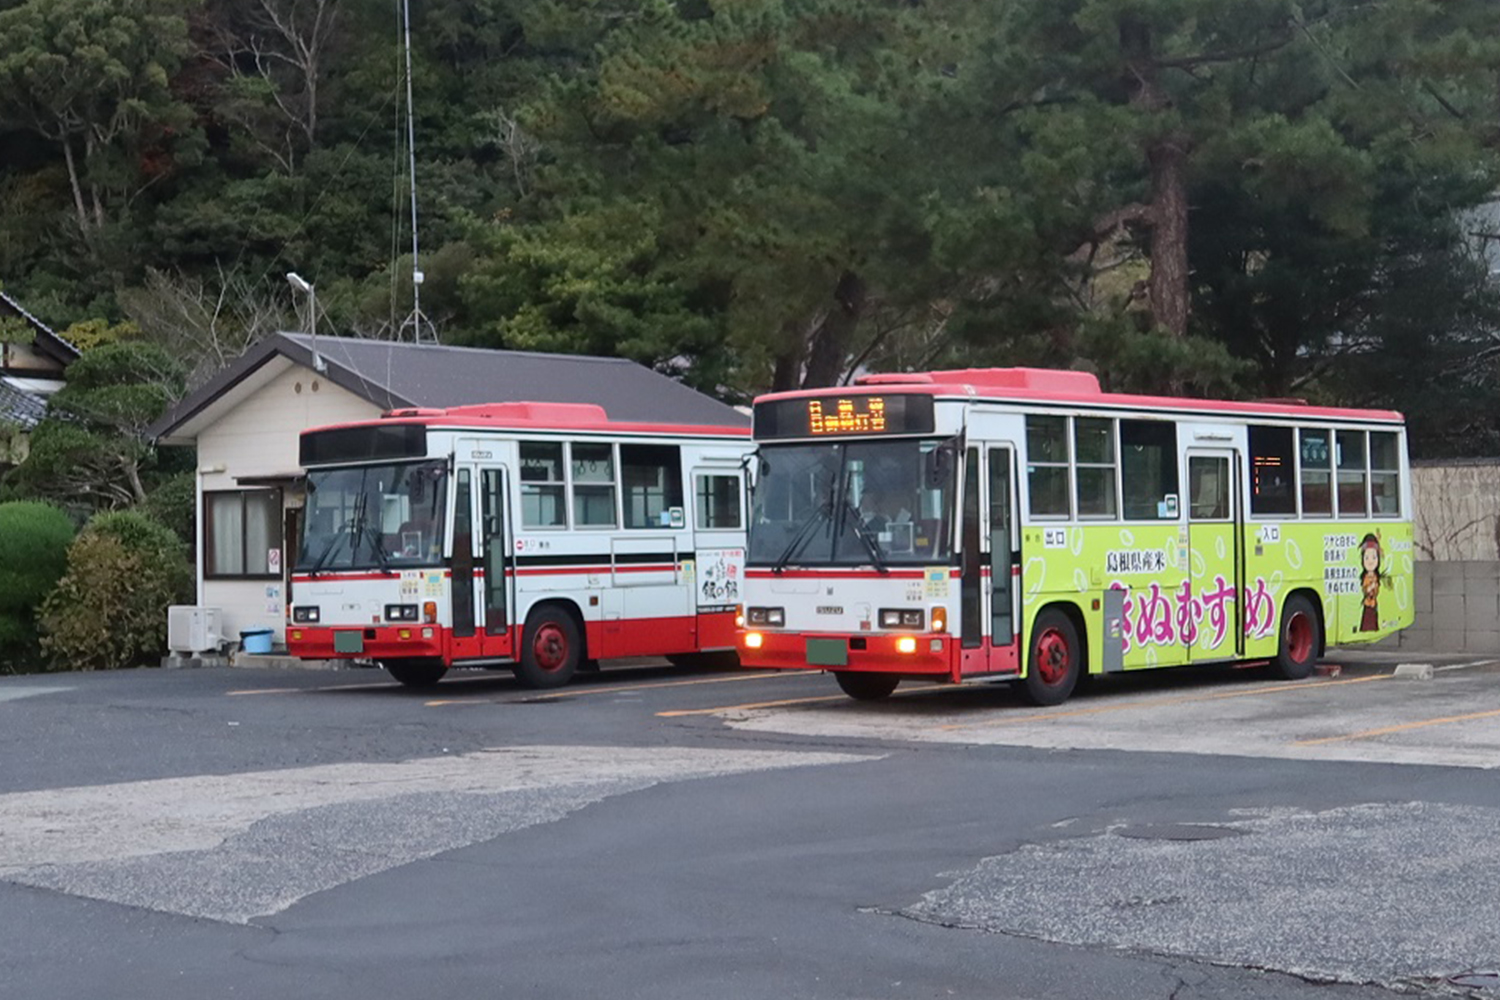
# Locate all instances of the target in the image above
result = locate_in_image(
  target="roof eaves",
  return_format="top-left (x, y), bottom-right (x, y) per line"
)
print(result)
top-left (0, 290), bottom-right (80, 363)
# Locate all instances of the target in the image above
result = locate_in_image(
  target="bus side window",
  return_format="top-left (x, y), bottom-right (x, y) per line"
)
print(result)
top-left (1119, 420), bottom-right (1178, 520)
top-left (1248, 425), bottom-right (1296, 516)
top-left (1299, 429), bottom-right (1333, 516)
top-left (622, 444), bottom-right (684, 528)
top-left (1370, 432), bottom-right (1402, 516)
top-left (696, 474), bottom-right (742, 530)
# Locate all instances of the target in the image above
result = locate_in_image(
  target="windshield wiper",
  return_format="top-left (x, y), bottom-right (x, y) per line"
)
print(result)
top-left (837, 495), bottom-right (888, 573)
top-left (305, 531), bottom-right (346, 578)
top-left (772, 500), bottom-right (833, 574)
top-left (363, 522), bottom-right (393, 574)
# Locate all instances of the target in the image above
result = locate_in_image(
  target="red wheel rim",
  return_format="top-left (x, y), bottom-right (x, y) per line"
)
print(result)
top-left (1034, 627), bottom-right (1071, 686)
top-left (1286, 612), bottom-right (1313, 664)
top-left (532, 622), bottom-right (569, 672)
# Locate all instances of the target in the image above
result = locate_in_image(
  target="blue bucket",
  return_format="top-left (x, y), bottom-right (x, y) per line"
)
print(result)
top-left (240, 628), bottom-right (274, 655)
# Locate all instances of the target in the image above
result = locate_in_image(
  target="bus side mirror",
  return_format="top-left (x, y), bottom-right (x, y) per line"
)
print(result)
top-left (924, 446), bottom-right (953, 489)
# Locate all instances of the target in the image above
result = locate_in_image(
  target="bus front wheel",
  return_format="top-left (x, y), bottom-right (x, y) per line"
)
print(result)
top-left (1272, 595), bottom-right (1321, 680)
top-left (834, 671), bottom-right (900, 701)
top-left (1023, 609), bottom-right (1082, 706)
top-left (383, 658), bottom-right (448, 688)
top-left (515, 606), bottom-right (582, 689)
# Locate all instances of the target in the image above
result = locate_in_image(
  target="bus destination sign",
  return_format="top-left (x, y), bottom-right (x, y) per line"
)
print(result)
top-left (754, 394), bottom-right (935, 439)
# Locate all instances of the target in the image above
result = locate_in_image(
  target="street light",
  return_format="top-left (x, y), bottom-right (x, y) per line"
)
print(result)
top-left (285, 272), bottom-right (325, 372)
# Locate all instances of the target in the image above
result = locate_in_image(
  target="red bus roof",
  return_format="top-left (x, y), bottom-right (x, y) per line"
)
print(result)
top-left (756, 368), bottom-right (1404, 424)
top-left (304, 401), bottom-right (752, 439)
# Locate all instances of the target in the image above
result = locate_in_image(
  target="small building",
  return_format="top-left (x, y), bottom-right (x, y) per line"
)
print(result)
top-left (145, 333), bottom-right (749, 647)
top-left (0, 290), bottom-right (79, 466)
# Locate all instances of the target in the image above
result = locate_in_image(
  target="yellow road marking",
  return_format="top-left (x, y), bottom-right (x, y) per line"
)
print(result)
top-left (1294, 706), bottom-right (1500, 746)
top-left (656, 684), bottom-right (948, 717)
top-left (936, 674), bottom-right (1389, 731)
top-left (226, 683), bottom-right (396, 696)
top-left (425, 669), bottom-right (820, 707)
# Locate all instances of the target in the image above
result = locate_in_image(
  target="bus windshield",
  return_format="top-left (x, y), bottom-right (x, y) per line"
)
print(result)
top-left (749, 439), bottom-right (956, 567)
top-left (297, 460), bottom-right (449, 572)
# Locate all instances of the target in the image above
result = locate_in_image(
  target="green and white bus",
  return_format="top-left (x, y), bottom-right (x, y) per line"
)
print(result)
top-left (737, 368), bottom-right (1413, 705)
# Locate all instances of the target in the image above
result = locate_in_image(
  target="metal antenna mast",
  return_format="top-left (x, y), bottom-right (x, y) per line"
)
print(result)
top-left (398, 0), bottom-right (436, 343)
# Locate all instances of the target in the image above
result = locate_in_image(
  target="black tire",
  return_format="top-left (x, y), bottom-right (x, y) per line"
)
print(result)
top-left (834, 671), bottom-right (900, 701)
top-left (1023, 608), bottom-right (1083, 706)
top-left (514, 605), bottom-right (583, 689)
top-left (1271, 594), bottom-right (1321, 680)
top-left (383, 659), bottom-right (448, 688)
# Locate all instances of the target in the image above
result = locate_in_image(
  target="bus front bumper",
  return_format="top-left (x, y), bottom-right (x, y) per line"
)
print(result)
top-left (285, 625), bottom-right (445, 662)
top-left (736, 630), bottom-right (953, 675)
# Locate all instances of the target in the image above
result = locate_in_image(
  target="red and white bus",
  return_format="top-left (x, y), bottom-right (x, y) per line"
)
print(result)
top-left (737, 368), bottom-right (1413, 704)
top-left (285, 402), bottom-right (752, 687)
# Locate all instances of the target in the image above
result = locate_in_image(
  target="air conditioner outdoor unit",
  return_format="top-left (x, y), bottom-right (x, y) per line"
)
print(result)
top-left (167, 606), bottom-right (224, 654)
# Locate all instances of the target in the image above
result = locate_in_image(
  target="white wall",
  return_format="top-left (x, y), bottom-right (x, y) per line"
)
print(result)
top-left (197, 364), bottom-right (381, 645)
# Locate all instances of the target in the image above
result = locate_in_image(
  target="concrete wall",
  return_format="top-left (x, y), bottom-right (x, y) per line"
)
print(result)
top-left (1412, 461), bottom-right (1500, 561)
top-left (1375, 561), bottom-right (1500, 654)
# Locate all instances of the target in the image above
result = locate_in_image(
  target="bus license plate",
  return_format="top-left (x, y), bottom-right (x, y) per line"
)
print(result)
top-left (806, 638), bottom-right (848, 667)
top-left (333, 631), bottom-right (365, 654)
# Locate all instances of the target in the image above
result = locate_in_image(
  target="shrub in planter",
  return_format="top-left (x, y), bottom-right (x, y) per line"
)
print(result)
top-left (0, 501), bottom-right (75, 672)
top-left (39, 511), bottom-right (193, 671)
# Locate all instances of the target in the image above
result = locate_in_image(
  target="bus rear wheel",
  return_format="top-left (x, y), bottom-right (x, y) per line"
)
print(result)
top-left (834, 671), bottom-right (900, 701)
top-left (1023, 609), bottom-right (1082, 707)
top-left (515, 605), bottom-right (583, 689)
top-left (1272, 595), bottom-right (1321, 680)
top-left (383, 658), bottom-right (448, 688)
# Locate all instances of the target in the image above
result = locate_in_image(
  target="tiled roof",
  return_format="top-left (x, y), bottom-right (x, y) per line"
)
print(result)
top-left (148, 333), bottom-right (749, 442)
top-left (0, 378), bottom-right (48, 429)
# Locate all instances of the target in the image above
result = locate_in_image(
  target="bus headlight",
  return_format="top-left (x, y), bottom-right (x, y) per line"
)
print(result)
top-left (385, 604), bottom-right (419, 622)
top-left (879, 608), bottom-right (924, 629)
top-left (746, 607), bottom-right (784, 626)
top-left (292, 606), bottom-right (320, 624)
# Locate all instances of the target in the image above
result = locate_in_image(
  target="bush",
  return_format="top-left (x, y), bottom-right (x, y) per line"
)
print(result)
top-left (0, 501), bottom-right (76, 672)
top-left (39, 510), bottom-right (193, 671)
top-left (141, 471), bottom-right (196, 544)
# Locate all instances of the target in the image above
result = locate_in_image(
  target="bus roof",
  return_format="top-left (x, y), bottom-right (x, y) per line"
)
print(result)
top-left (304, 401), bottom-right (753, 439)
top-left (755, 368), bottom-right (1405, 424)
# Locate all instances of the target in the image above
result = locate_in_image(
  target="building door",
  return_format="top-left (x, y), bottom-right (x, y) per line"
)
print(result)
top-left (1186, 450), bottom-right (1244, 662)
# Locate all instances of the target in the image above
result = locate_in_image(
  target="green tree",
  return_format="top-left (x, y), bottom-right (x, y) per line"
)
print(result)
top-left (0, 501), bottom-right (75, 673)
top-left (0, 0), bottom-right (200, 247)
top-left (3, 341), bottom-right (187, 511)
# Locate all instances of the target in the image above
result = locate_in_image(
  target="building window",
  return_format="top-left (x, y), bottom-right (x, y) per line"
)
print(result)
top-left (1336, 430), bottom-right (1368, 517)
top-left (206, 490), bottom-right (281, 578)
top-left (1249, 425), bottom-right (1296, 515)
top-left (520, 442), bottom-right (566, 528)
top-left (696, 474), bottom-right (742, 529)
top-left (570, 442), bottom-right (617, 527)
top-left (1299, 428), bottom-right (1333, 517)
top-left (621, 444), bottom-right (683, 528)
top-left (1119, 420), bottom-right (1178, 520)
top-left (1074, 417), bottom-right (1117, 518)
top-left (1026, 415), bottom-right (1070, 518)
top-left (1370, 431), bottom-right (1402, 516)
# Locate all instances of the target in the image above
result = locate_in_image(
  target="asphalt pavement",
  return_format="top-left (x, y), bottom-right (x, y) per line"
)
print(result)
top-left (1, 651), bottom-right (1497, 1000)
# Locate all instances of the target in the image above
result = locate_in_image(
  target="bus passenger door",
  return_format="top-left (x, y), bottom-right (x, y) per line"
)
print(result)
top-left (1186, 450), bottom-right (1243, 662)
top-left (479, 466), bottom-right (514, 657)
top-left (959, 448), bottom-right (983, 671)
top-left (451, 468), bottom-right (477, 641)
top-left (986, 445), bottom-right (1020, 672)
